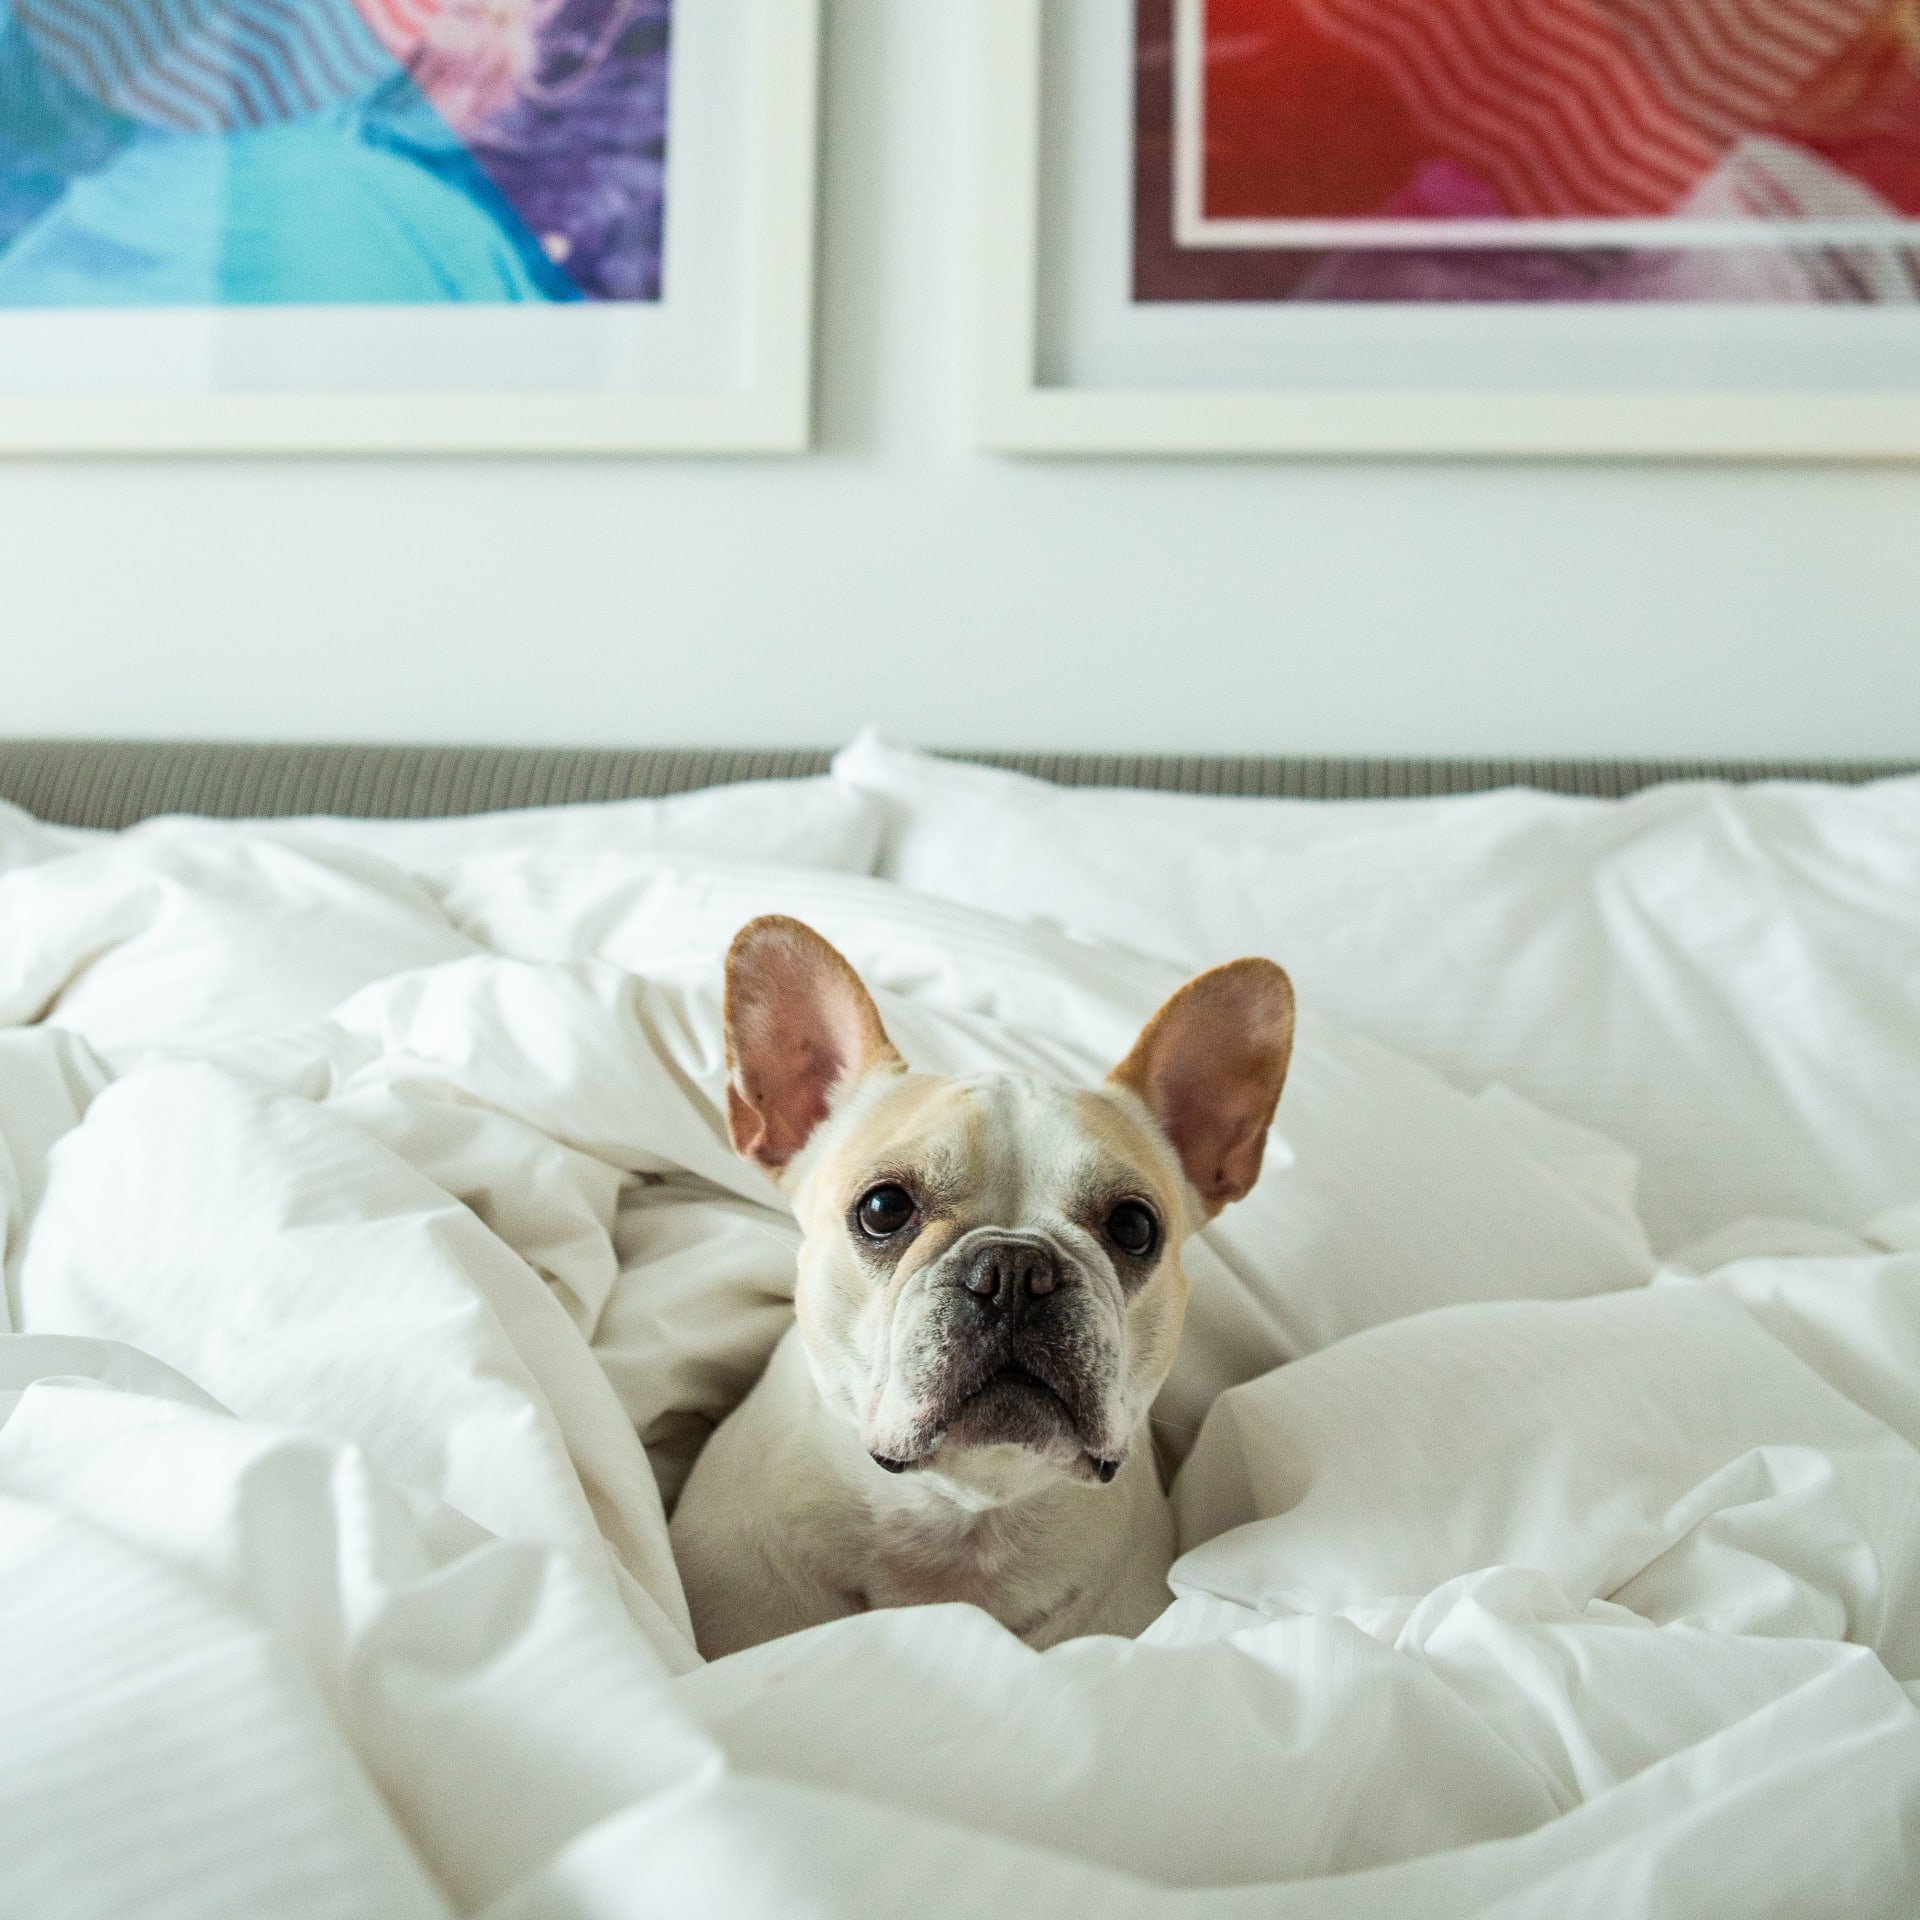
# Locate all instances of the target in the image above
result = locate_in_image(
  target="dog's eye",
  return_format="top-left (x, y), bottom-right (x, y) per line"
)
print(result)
top-left (1105, 1201), bottom-right (1159, 1258)
top-left (855, 1183), bottom-right (917, 1239)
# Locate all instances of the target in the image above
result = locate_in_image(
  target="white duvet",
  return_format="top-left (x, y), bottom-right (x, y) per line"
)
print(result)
top-left (2, 774), bottom-right (1918, 1918)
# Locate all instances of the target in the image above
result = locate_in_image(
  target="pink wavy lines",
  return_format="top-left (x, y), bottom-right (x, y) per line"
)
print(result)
top-left (353, 0), bottom-right (443, 61)
top-left (1597, 0), bottom-right (1879, 143)
top-left (1291, 0), bottom-right (1766, 215)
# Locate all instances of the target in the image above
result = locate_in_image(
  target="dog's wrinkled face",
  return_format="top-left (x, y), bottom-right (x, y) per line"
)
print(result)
top-left (723, 917), bottom-right (1293, 1502)
top-left (791, 1069), bottom-right (1189, 1489)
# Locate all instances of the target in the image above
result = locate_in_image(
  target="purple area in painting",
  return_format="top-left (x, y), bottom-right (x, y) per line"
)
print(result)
top-left (467, 0), bottom-right (671, 302)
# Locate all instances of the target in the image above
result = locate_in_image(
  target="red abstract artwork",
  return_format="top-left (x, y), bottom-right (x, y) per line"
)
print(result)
top-left (1136, 0), bottom-right (1920, 300)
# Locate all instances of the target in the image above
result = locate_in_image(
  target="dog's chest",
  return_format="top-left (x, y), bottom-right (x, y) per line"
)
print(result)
top-left (861, 1502), bottom-right (1034, 1602)
top-left (847, 1489), bottom-right (1106, 1642)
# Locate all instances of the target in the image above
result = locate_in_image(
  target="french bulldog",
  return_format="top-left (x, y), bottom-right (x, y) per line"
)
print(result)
top-left (669, 914), bottom-right (1294, 1657)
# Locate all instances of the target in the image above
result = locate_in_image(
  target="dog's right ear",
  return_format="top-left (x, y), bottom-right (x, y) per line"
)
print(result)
top-left (724, 916), bottom-right (904, 1178)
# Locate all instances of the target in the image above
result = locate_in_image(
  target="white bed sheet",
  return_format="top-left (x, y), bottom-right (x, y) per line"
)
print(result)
top-left (1, 796), bottom-right (1917, 1917)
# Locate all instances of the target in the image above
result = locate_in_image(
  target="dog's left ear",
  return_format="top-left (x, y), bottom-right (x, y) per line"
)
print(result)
top-left (724, 915), bottom-right (904, 1178)
top-left (1110, 958), bottom-right (1294, 1217)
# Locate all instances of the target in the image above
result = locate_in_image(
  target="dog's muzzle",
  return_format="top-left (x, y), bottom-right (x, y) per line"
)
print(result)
top-left (870, 1232), bottom-right (1125, 1481)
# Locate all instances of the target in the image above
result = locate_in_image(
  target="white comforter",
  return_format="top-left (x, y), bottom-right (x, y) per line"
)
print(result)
top-left (2, 798), bottom-right (1918, 1917)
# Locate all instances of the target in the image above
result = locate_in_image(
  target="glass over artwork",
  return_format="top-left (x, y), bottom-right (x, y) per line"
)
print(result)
top-left (0, 0), bottom-right (672, 304)
top-left (1137, 0), bottom-right (1920, 300)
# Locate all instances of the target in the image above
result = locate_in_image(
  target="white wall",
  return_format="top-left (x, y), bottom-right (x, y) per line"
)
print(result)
top-left (1, 1), bottom-right (1915, 760)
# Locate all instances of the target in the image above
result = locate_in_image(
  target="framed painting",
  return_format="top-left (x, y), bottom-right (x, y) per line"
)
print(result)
top-left (977, 0), bottom-right (1920, 455)
top-left (0, 0), bottom-right (818, 452)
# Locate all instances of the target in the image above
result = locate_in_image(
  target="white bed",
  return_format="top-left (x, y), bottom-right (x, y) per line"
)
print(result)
top-left (2, 739), bottom-right (1917, 1917)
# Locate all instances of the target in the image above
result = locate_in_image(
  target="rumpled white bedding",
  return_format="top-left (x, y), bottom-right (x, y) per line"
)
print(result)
top-left (2, 779), bottom-right (1918, 1917)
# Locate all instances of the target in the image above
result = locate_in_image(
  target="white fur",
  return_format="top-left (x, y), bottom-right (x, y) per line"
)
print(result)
top-left (670, 1068), bottom-right (1196, 1657)
top-left (672, 1325), bottom-right (1176, 1655)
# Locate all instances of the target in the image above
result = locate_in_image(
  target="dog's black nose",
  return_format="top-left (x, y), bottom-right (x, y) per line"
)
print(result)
top-left (962, 1238), bottom-right (1059, 1304)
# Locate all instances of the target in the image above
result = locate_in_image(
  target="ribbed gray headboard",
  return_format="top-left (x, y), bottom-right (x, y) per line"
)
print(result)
top-left (0, 740), bottom-right (1912, 830)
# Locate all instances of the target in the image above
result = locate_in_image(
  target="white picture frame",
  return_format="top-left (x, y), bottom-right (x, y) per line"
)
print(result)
top-left (975, 0), bottom-right (1920, 460)
top-left (0, 0), bottom-right (819, 456)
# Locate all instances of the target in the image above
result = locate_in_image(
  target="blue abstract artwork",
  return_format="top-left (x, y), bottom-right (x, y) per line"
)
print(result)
top-left (0, 0), bottom-right (672, 304)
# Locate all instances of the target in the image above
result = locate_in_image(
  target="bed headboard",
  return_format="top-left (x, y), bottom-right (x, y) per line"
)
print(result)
top-left (0, 740), bottom-right (1912, 831)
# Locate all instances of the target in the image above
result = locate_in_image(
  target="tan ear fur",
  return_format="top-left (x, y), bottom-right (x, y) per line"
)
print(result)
top-left (724, 916), bottom-right (903, 1176)
top-left (1109, 958), bottom-right (1294, 1217)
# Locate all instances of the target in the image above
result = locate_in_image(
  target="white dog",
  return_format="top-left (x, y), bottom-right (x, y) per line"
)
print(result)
top-left (669, 915), bottom-right (1294, 1657)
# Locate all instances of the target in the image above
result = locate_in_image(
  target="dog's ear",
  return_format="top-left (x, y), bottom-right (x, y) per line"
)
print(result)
top-left (724, 916), bottom-right (904, 1177)
top-left (1109, 958), bottom-right (1294, 1217)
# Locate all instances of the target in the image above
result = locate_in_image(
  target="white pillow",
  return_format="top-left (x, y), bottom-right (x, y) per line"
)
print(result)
top-left (2, 775), bottom-right (878, 879)
top-left (136, 773), bottom-right (883, 875)
top-left (833, 735), bottom-right (1920, 1253)
top-left (0, 776), bottom-right (882, 1062)
top-left (0, 835), bottom-right (480, 1060)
